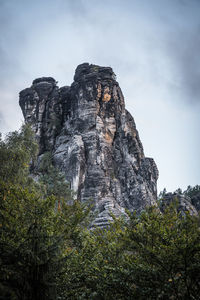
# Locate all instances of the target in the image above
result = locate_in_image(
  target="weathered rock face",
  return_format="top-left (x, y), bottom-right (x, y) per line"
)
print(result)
top-left (191, 192), bottom-right (200, 212)
top-left (160, 193), bottom-right (198, 216)
top-left (19, 63), bottom-right (159, 226)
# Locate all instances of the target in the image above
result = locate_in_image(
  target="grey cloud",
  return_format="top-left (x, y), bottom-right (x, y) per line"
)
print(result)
top-left (166, 27), bottom-right (200, 103)
top-left (0, 111), bottom-right (5, 129)
top-left (58, 0), bottom-right (87, 16)
top-left (0, 111), bottom-right (4, 122)
top-left (0, 0), bottom-right (199, 191)
top-left (0, 2), bottom-right (23, 87)
top-left (0, 46), bottom-right (20, 86)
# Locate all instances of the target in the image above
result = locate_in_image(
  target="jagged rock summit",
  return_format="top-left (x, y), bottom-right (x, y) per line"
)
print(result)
top-left (19, 63), bottom-right (159, 226)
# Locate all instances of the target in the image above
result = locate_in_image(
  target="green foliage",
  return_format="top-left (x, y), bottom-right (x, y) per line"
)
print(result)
top-left (58, 220), bottom-right (128, 299)
top-left (38, 151), bottom-right (53, 175)
top-left (0, 126), bottom-right (91, 299)
top-left (38, 152), bottom-right (72, 201)
top-left (38, 151), bottom-right (74, 212)
top-left (174, 188), bottom-right (183, 195)
top-left (57, 207), bottom-right (200, 299)
top-left (184, 185), bottom-right (200, 198)
top-left (1, 125), bottom-right (200, 299)
top-left (0, 124), bottom-right (38, 185)
top-left (0, 182), bottom-right (91, 300)
top-left (158, 187), bottom-right (167, 199)
top-left (124, 207), bottom-right (200, 299)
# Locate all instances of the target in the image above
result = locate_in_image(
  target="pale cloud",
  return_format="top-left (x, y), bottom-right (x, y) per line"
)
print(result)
top-left (0, 0), bottom-right (199, 191)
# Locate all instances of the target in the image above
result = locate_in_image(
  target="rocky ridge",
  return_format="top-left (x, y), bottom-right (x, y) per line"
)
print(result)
top-left (19, 63), bottom-right (159, 226)
top-left (160, 193), bottom-right (198, 216)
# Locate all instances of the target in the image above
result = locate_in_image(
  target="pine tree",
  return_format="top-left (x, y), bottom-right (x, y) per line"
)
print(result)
top-left (0, 125), bottom-right (91, 299)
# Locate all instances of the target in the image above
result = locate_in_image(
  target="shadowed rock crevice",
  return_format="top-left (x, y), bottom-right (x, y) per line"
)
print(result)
top-left (19, 63), bottom-right (159, 226)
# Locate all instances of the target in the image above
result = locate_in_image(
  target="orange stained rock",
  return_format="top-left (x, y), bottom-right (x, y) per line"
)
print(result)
top-left (103, 93), bottom-right (111, 102)
top-left (104, 132), bottom-right (113, 143)
top-left (102, 87), bottom-right (111, 102)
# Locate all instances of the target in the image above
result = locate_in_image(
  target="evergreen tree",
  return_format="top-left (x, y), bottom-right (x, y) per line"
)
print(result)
top-left (1, 125), bottom-right (200, 299)
top-left (0, 126), bottom-right (91, 299)
top-left (0, 124), bottom-right (38, 185)
top-left (0, 182), bottom-right (91, 300)
top-left (38, 152), bottom-right (73, 209)
top-left (58, 206), bottom-right (200, 299)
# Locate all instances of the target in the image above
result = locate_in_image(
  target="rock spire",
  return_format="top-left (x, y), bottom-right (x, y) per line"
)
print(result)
top-left (19, 63), bottom-right (159, 226)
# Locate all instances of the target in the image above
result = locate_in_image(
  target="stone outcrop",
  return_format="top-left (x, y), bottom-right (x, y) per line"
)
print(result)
top-left (160, 193), bottom-right (198, 216)
top-left (19, 63), bottom-right (159, 226)
top-left (191, 192), bottom-right (200, 212)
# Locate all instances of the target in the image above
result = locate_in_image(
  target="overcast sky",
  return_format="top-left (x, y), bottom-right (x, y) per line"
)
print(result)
top-left (0, 0), bottom-right (199, 192)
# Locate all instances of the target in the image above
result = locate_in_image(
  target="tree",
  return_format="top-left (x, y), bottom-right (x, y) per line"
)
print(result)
top-left (0, 182), bottom-right (91, 300)
top-left (158, 188), bottom-right (167, 199)
top-left (184, 185), bottom-right (200, 198)
top-left (1, 125), bottom-right (200, 299)
top-left (58, 206), bottom-right (200, 300)
top-left (0, 125), bottom-right (91, 299)
top-left (38, 152), bottom-right (73, 209)
top-left (0, 124), bottom-right (38, 185)
top-left (123, 206), bottom-right (200, 299)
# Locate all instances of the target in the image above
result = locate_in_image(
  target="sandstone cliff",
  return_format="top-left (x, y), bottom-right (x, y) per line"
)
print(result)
top-left (160, 193), bottom-right (198, 216)
top-left (19, 63), bottom-right (159, 226)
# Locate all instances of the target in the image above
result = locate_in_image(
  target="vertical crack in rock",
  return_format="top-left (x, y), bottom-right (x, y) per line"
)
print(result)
top-left (19, 63), bottom-right (159, 227)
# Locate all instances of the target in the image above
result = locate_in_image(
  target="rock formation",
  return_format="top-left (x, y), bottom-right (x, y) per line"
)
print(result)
top-left (190, 191), bottom-right (200, 212)
top-left (19, 63), bottom-right (159, 226)
top-left (160, 193), bottom-right (198, 216)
